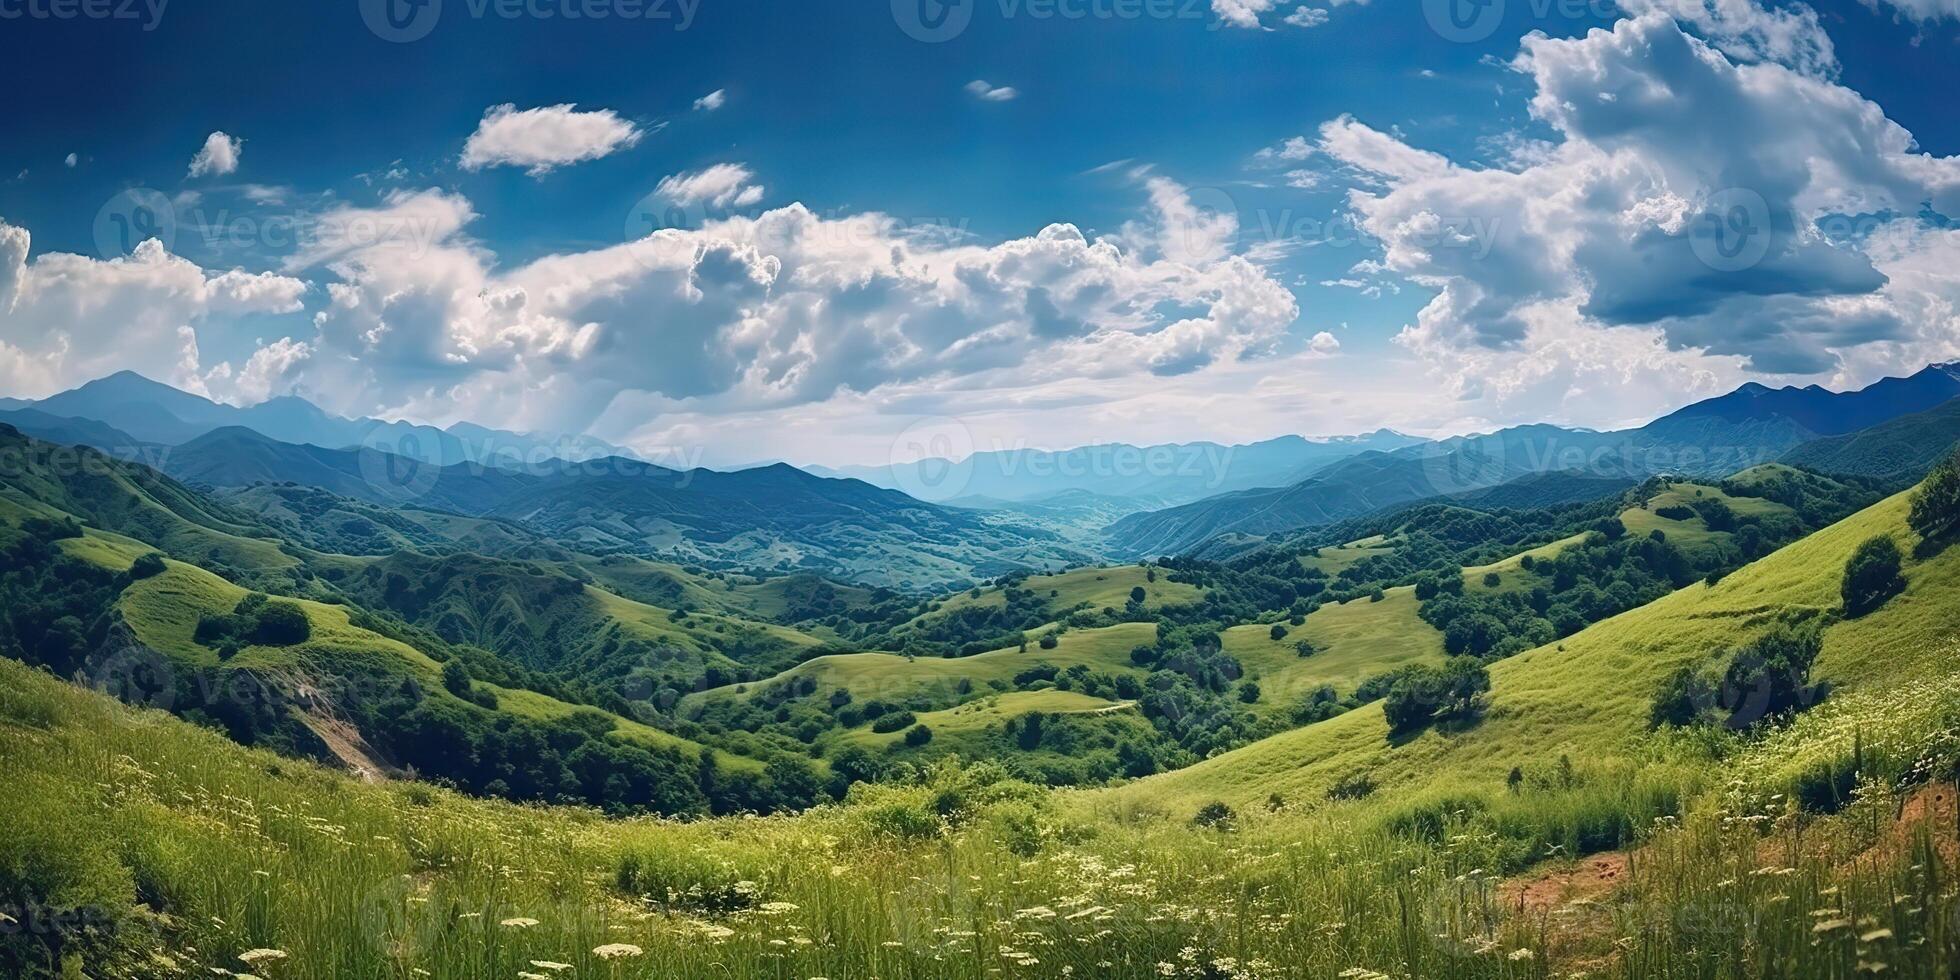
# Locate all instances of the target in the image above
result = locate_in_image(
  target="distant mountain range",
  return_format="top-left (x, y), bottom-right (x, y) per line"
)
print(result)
top-left (1105, 364), bottom-right (1960, 557)
top-left (1780, 394), bottom-right (1960, 480)
top-left (7, 363), bottom-right (1960, 581)
top-left (156, 426), bottom-right (1092, 590)
top-left (14, 371), bottom-right (637, 466)
top-left (811, 431), bottom-right (1429, 509)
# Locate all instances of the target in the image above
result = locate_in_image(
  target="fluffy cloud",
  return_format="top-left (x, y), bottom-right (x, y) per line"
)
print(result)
top-left (1298, 10), bottom-right (1960, 420)
top-left (270, 173), bottom-right (1298, 442)
top-left (0, 223), bottom-right (307, 398)
top-left (965, 80), bottom-right (1019, 102)
top-left (459, 104), bottom-right (644, 176)
top-left (1859, 0), bottom-right (1960, 24)
top-left (188, 132), bottom-right (242, 178)
top-left (653, 164), bottom-right (767, 211)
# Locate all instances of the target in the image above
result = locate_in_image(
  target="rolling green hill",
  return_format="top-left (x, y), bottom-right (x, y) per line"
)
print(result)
top-left (4, 465), bottom-right (1959, 979)
top-left (1102, 487), bottom-right (1955, 815)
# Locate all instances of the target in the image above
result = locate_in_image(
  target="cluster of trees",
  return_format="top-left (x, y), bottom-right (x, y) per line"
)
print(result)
top-left (194, 592), bottom-right (312, 658)
top-left (1381, 658), bottom-right (1491, 736)
top-left (1412, 520), bottom-right (1696, 658)
top-left (1910, 451), bottom-right (1960, 543)
top-left (1650, 623), bottom-right (1825, 730)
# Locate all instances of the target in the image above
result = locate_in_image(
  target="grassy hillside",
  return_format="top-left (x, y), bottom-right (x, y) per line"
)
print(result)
top-left (913, 564), bottom-right (1202, 623)
top-left (686, 621), bottom-right (1163, 715)
top-left (1102, 488), bottom-right (1953, 814)
top-left (1220, 586), bottom-right (1445, 714)
top-left (0, 425), bottom-right (308, 591)
top-left (4, 574), bottom-right (1957, 979)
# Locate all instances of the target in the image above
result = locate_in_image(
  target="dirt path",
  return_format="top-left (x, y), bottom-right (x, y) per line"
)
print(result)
top-left (1500, 852), bottom-right (1631, 918)
top-left (296, 711), bottom-right (394, 784)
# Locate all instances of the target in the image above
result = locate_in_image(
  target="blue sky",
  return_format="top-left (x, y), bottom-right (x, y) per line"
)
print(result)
top-left (2, 0), bottom-right (1959, 466)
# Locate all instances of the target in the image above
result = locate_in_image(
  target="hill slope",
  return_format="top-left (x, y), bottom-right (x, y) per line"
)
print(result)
top-left (1103, 486), bottom-right (1954, 813)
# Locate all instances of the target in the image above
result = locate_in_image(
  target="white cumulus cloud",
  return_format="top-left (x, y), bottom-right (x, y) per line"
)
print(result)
top-left (188, 132), bottom-right (242, 178)
top-left (460, 104), bottom-right (644, 176)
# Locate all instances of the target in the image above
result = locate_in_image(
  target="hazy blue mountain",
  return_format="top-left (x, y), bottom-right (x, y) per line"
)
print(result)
top-left (819, 430), bottom-right (1428, 506)
top-left (0, 409), bottom-right (154, 458)
top-left (163, 427), bottom-right (1089, 590)
top-left (14, 371), bottom-right (639, 467)
top-left (1104, 365), bottom-right (1960, 557)
top-left (1780, 396), bottom-right (1960, 481)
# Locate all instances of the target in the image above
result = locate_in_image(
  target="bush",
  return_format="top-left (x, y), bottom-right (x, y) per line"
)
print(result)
top-left (1649, 666), bottom-right (1718, 728)
top-left (128, 553), bottom-right (167, 580)
top-left (871, 712), bottom-right (917, 735)
top-left (903, 724), bottom-right (934, 747)
top-left (248, 600), bottom-right (312, 646)
top-left (1909, 453), bottom-right (1960, 542)
top-left (1192, 801), bottom-right (1235, 829)
top-left (1720, 623), bottom-right (1824, 728)
top-left (1383, 658), bottom-right (1490, 736)
top-left (1841, 535), bottom-right (1906, 618)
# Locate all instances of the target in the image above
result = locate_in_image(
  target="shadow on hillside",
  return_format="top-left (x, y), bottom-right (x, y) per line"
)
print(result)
top-left (1913, 530), bottom-right (1956, 562)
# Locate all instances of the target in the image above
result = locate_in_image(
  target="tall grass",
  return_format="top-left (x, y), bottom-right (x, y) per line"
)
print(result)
top-left (4, 650), bottom-right (1958, 979)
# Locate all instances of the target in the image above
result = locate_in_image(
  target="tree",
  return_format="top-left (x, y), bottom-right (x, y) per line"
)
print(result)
top-left (1129, 586), bottom-right (1148, 605)
top-left (903, 724), bottom-right (933, 747)
top-left (1383, 658), bottom-right (1490, 736)
top-left (1237, 681), bottom-right (1261, 704)
top-left (1649, 666), bottom-right (1718, 728)
top-left (1720, 624), bottom-right (1823, 728)
top-left (1268, 623), bottom-right (1289, 642)
top-left (249, 600), bottom-right (312, 646)
top-left (1909, 453), bottom-right (1960, 542)
top-left (1841, 535), bottom-right (1906, 618)
top-left (129, 552), bottom-right (167, 580)
top-left (441, 659), bottom-right (474, 698)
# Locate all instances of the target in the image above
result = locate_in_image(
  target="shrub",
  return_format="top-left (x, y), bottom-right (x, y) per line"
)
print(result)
top-left (1909, 453), bottom-right (1960, 542)
top-left (1841, 535), bottom-right (1906, 618)
top-left (1326, 771), bottom-right (1376, 801)
top-left (1038, 634), bottom-right (1059, 650)
top-left (1383, 658), bottom-right (1490, 736)
top-left (1192, 801), bottom-right (1235, 829)
top-left (903, 724), bottom-right (934, 747)
top-left (128, 553), bottom-right (167, 580)
top-left (1649, 666), bottom-right (1718, 728)
top-left (1237, 682), bottom-right (1261, 704)
top-left (1720, 623), bottom-right (1824, 728)
top-left (1269, 623), bottom-right (1288, 641)
top-left (871, 712), bottom-right (917, 735)
top-left (248, 600), bottom-right (311, 646)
